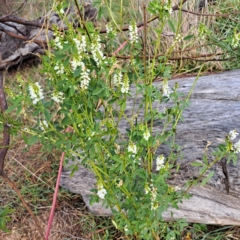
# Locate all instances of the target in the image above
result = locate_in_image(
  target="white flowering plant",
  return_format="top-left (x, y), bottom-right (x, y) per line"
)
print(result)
top-left (3, 0), bottom-right (240, 239)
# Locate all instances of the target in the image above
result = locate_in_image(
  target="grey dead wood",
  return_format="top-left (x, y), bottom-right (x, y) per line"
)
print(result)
top-left (60, 69), bottom-right (240, 225)
top-left (0, 0), bottom-right (97, 70)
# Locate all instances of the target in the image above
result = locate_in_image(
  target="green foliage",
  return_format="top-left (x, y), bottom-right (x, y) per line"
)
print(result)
top-left (0, 207), bottom-right (14, 232)
top-left (2, 0), bottom-right (240, 239)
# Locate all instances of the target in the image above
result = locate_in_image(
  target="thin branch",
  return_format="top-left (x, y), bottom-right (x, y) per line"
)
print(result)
top-left (0, 27), bottom-right (47, 46)
top-left (9, 0), bottom-right (27, 16)
top-left (73, 0), bottom-right (91, 41)
top-left (0, 71), bottom-right (9, 175)
top-left (180, 8), bottom-right (240, 17)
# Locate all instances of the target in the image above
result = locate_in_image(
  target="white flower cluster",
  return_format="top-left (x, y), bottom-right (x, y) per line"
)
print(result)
top-left (91, 35), bottom-right (105, 67)
top-left (156, 154), bottom-right (165, 171)
top-left (228, 130), bottom-right (240, 154)
top-left (121, 74), bottom-right (130, 94)
top-left (229, 130), bottom-right (239, 140)
top-left (231, 32), bottom-right (240, 48)
top-left (97, 184), bottom-right (107, 199)
top-left (52, 91), bottom-right (65, 103)
top-left (174, 185), bottom-right (181, 191)
top-left (162, 81), bottom-right (171, 97)
top-left (54, 63), bottom-right (65, 75)
top-left (70, 36), bottom-right (87, 72)
top-left (128, 142), bottom-right (137, 156)
top-left (29, 82), bottom-right (44, 104)
top-left (150, 186), bottom-right (158, 210)
top-left (163, 4), bottom-right (173, 14)
top-left (74, 36), bottom-right (87, 55)
top-left (40, 120), bottom-right (48, 131)
top-left (113, 71), bottom-right (123, 86)
top-left (79, 62), bottom-right (91, 90)
top-left (234, 141), bottom-right (240, 154)
top-left (113, 71), bottom-right (130, 93)
top-left (145, 181), bottom-right (158, 210)
top-left (174, 34), bottom-right (183, 43)
top-left (54, 36), bottom-right (63, 49)
top-left (116, 179), bottom-right (123, 188)
top-left (129, 22), bottom-right (138, 44)
top-left (115, 144), bottom-right (121, 154)
top-left (143, 130), bottom-right (151, 141)
top-left (71, 58), bottom-right (82, 72)
top-left (59, 8), bottom-right (65, 14)
top-left (106, 23), bottom-right (113, 34)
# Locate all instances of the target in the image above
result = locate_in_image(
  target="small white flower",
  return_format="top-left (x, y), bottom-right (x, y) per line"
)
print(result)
top-left (143, 130), bottom-right (150, 141)
top-left (120, 74), bottom-right (130, 94)
top-left (29, 82), bottom-right (44, 104)
top-left (234, 140), bottom-right (240, 154)
top-left (71, 58), bottom-right (81, 71)
top-left (124, 225), bottom-right (128, 232)
top-left (128, 143), bottom-right (137, 155)
top-left (175, 33), bottom-right (182, 43)
top-left (54, 63), bottom-right (65, 75)
top-left (40, 120), bottom-right (48, 130)
top-left (52, 91), bottom-right (65, 103)
top-left (162, 81), bottom-right (171, 97)
top-left (129, 22), bottom-right (138, 44)
top-left (163, 4), bottom-right (173, 14)
top-left (173, 186), bottom-right (181, 191)
top-left (106, 23), bottom-right (113, 34)
top-left (115, 144), bottom-right (121, 154)
top-left (156, 154), bottom-right (165, 171)
top-left (91, 35), bottom-right (105, 67)
top-left (74, 36), bottom-right (87, 55)
top-left (121, 81), bottom-right (129, 93)
top-left (54, 36), bottom-right (63, 49)
top-left (79, 62), bottom-right (91, 90)
top-left (116, 179), bottom-right (123, 187)
top-left (229, 130), bottom-right (239, 140)
top-left (113, 71), bottom-right (123, 87)
top-left (97, 184), bottom-right (107, 199)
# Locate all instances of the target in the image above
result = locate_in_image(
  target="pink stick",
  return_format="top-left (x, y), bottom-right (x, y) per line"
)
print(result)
top-left (113, 26), bottom-right (144, 55)
top-left (45, 126), bottom-right (71, 240)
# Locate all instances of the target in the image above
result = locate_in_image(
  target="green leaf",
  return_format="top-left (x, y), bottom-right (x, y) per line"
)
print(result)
top-left (62, 116), bottom-right (72, 125)
top-left (28, 135), bottom-right (39, 145)
top-left (70, 165), bottom-right (79, 177)
top-left (201, 171), bottom-right (214, 186)
top-left (168, 19), bottom-right (175, 33)
top-left (43, 109), bottom-right (51, 122)
top-left (55, 54), bottom-right (66, 61)
top-left (191, 161), bottom-right (203, 167)
top-left (183, 35), bottom-right (194, 40)
top-left (92, 87), bottom-right (105, 96)
top-left (5, 105), bottom-right (18, 113)
top-left (73, 68), bottom-right (81, 78)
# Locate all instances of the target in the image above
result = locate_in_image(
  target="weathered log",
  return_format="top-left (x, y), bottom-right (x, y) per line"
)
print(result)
top-left (60, 69), bottom-right (240, 225)
top-left (0, 1), bottom-right (97, 70)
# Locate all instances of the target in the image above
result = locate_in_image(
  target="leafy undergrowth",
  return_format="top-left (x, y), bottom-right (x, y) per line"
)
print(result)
top-left (0, 0), bottom-right (240, 239)
top-left (0, 67), bottom-right (240, 240)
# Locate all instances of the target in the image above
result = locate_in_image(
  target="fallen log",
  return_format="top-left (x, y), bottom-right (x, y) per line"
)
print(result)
top-left (60, 69), bottom-right (240, 225)
top-left (0, 0), bottom-right (97, 70)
